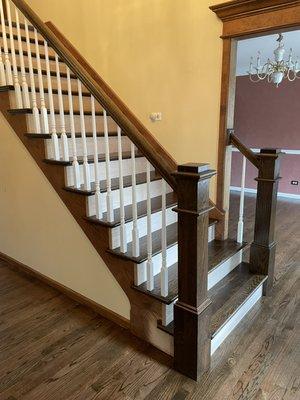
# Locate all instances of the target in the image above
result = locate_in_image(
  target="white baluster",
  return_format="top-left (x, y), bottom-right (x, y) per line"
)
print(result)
top-left (44, 41), bottom-right (59, 160)
top-left (91, 95), bottom-right (102, 219)
top-left (67, 67), bottom-right (80, 188)
top-left (146, 161), bottom-right (154, 291)
top-left (237, 155), bottom-right (247, 243)
top-left (117, 126), bottom-right (127, 253)
top-left (24, 19), bottom-right (40, 133)
top-left (0, 44), bottom-right (6, 86)
top-left (15, 8), bottom-right (30, 108)
top-left (6, 0), bottom-right (22, 108)
top-left (0, 0), bottom-right (12, 85)
top-left (103, 109), bottom-right (114, 222)
top-left (160, 179), bottom-right (168, 297)
top-left (55, 54), bottom-right (69, 161)
top-left (78, 79), bottom-right (91, 191)
top-left (34, 28), bottom-right (49, 133)
top-left (131, 142), bottom-right (140, 257)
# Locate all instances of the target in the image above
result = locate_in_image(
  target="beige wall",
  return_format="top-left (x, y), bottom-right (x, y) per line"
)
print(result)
top-left (27, 0), bottom-right (223, 197)
top-left (0, 115), bottom-right (130, 319)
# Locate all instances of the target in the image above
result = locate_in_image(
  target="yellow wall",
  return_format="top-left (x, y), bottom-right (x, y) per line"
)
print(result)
top-left (28, 0), bottom-right (223, 195)
top-left (0, 115), bottom-right (130, 319)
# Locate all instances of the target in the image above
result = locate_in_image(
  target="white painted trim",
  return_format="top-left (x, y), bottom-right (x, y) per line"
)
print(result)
top-left (208, 249), bottom-right (243, 290)
top-left (232, 148), bottom-right (300, 155)
top-left (211, 283), bottom-right (264, 355)
top-left (231, 186), bottom-right (300, 200)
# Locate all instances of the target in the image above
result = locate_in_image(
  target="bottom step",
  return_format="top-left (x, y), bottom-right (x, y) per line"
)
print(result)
top-left (158, 263), bottom-right (267, 354)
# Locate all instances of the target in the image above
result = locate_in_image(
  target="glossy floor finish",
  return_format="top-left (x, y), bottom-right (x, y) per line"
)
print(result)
top-left (0, 193), bottom-right (299, 400)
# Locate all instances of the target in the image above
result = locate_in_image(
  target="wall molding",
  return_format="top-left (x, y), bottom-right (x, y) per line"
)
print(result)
top-left (0, 251), bottom-right (130, 330)
top-left (232, 148), bottom-right (300, 155)
top-left (231, 186), bottom-right (300, 200)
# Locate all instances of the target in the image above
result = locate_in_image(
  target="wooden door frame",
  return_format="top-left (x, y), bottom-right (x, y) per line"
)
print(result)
top-left (210, 0), bottom-right (300, 238)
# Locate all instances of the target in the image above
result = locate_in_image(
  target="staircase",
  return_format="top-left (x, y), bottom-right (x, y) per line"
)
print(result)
top-left (0, 0), bottom-right (281, 381)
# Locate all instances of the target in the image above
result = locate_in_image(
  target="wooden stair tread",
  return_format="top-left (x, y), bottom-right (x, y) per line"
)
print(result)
top-left (64, 170), bottom-right (161, 196)
top-left (86, 192), bottom-right (177, 228)
top-left (0, 31), bottom-right (45, 46)
top-left (3, 46), bottom-right (62, 63)
top-left (8, 108), bottom-right (104, 116)
top-left (16, 65), bottom-right (76, 79)
top-left (44, 151), bottom-right (144, 166)
top-left (132, 238), bottom-right (245, 304)
top-left (25, 131), bottom-right (120, 139)
top-left (157, 263), bottom-right (267, 336)
top-left (0, 84), bottom-right (91, 97)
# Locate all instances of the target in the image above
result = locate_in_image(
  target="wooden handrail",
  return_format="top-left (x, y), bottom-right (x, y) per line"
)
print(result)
top-left (228, 129), bottom-right (260, 168)
top-left (11, 0), bottom-right (177, 189)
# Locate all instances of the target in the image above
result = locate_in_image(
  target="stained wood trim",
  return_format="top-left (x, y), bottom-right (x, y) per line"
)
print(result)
top-left (210, 0), bottom-right (300, 22)
top-left (10, 0), bottom-right (177, 189)
top-left (211, 0), bottom-right (300, 234)
top-left (229, 131), bottom-right (259, 168)
top-left (0, 251), bottom-right (130, 330)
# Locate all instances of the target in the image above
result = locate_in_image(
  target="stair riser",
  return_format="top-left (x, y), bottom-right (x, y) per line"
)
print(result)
top-left (26, 114), bottom-right (118, 135)
top-left (45, 136), bottom-right (131, 160)
top-left (87, 179), bottom-right (170, 216)
top-left (135, 243), bottom-right (178, 287)
top-left (208, 249), bottom-right (243, 290)
top-left (3, 38), bottom-right (56, 60)
top-left (210, 283), bottom-right (264, 355)
top-left (134, 222), bottom-right (216, 286)
top-left (3, 24), bottom-right (42, 42)
top-left (14, 72), bottom-right (84, 92)
top-left (65, 156), bottom-right (150, 187)
top-left (109, 207), bottom-right (177, 250)
top-left (10, 90), bottom-right (100, 113)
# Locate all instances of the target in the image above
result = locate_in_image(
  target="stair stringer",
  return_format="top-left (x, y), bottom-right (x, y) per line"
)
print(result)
top-left (0, 90), bottom-right (173, 355)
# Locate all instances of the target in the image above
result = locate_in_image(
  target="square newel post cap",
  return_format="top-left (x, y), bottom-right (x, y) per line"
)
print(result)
top-left (172, 163), bottom-right (216, 181)
top-left (259, 148), bottom-right (284, 158)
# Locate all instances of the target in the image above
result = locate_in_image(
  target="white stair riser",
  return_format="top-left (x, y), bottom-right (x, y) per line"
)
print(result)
top-left (10, 90), bottom-right (100, 112)
top-left (211, 283), bottom-right (264, 354)
top-left (135, 243), bottom-right (178, 286)
top-left (109, 207), bottom-right (177, 249)
top-left (65, 156), bottom-right (149, 187)
top-left (44, 136), bottom-right (131, 160)
top-left (4, 25), bottom-right (42, 42)
top-left (26, 114), bottom-right (117, 134)
top-left (87, 179), bottom-right (170, 216)
top-left (134, 223), bottom-right (216, 286)
top-left (15, 72), bottom-right (83, 93)
top-left (5, 39), bottom-right (56, 60)
top-left (208, 249), bottom-right (243, 290)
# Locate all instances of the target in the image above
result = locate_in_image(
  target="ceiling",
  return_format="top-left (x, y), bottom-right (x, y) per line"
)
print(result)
top-left (236, 30), bottom-right (300, 76)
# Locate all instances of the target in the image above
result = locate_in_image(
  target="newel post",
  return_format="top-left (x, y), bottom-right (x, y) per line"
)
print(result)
top-left (250, 149), bottom-right (283, 294)
top-left (172, 163), bottom-right (216, 381)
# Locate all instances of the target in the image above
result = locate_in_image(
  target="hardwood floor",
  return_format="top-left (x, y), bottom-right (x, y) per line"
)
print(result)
top-left (0, 193), bottom-right (299, 400)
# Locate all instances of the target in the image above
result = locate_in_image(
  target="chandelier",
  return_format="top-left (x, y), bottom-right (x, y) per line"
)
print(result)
top-left (248, 33), bottom-right (300, 87)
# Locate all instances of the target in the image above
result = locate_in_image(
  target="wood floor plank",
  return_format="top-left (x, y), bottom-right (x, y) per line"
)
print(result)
top-left (0, 193), bottom-right (299, 399)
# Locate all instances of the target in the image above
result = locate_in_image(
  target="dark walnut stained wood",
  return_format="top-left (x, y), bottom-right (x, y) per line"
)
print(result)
top-left (157, 263), bottom-right (267, 338)
top-left (43, 150), bottom-right (144, 166)
top-left (229, 130), bottom-right (259, 168)
top-left (86, 192), bottom-right (177, 228)
top-left (133, 238), bottom-right (247, 305)
top-left (0, 194), bottom-right (298, 399)
top-left (64, 170), bottom-right (161, 196)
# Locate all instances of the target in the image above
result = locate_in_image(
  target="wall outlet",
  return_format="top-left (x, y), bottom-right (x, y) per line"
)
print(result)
top-left (291, 180), bottom-right (299, 186)
top-left (149, 112), bottom-right (162, 122)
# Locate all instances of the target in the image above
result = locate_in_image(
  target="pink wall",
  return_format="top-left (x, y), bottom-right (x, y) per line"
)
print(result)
top-left (231, 76), bottom-right (300, 196)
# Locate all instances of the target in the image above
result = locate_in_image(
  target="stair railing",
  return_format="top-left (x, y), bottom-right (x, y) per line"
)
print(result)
top-left (228, 129), bottom-right (283, 294)
top-left (0, 0), bottom-right (225, 381)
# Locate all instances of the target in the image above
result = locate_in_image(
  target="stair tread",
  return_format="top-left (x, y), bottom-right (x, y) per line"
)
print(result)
top-left (8, 108), bottom-right (104, 116)
top-left (86, 192), bottom-right (177, 228)
top-left (133, 239), bottom-right (246, 304)
top-left (64, 170), bottom-right (161, 196)
top-left (44, 151), bottom-right (144, 166)
top-left (25, 132), bottom-right (120, 139)
top-left (158, 263), bottom-right (266, 335)
top-left (1, 84), bottom-right (90, 97)
top-left (0, 31), bottom-right (45, 46)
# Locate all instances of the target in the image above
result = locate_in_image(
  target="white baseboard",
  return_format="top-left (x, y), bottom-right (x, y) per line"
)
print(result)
top-left (230, 186), bottom-right (300, 200)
